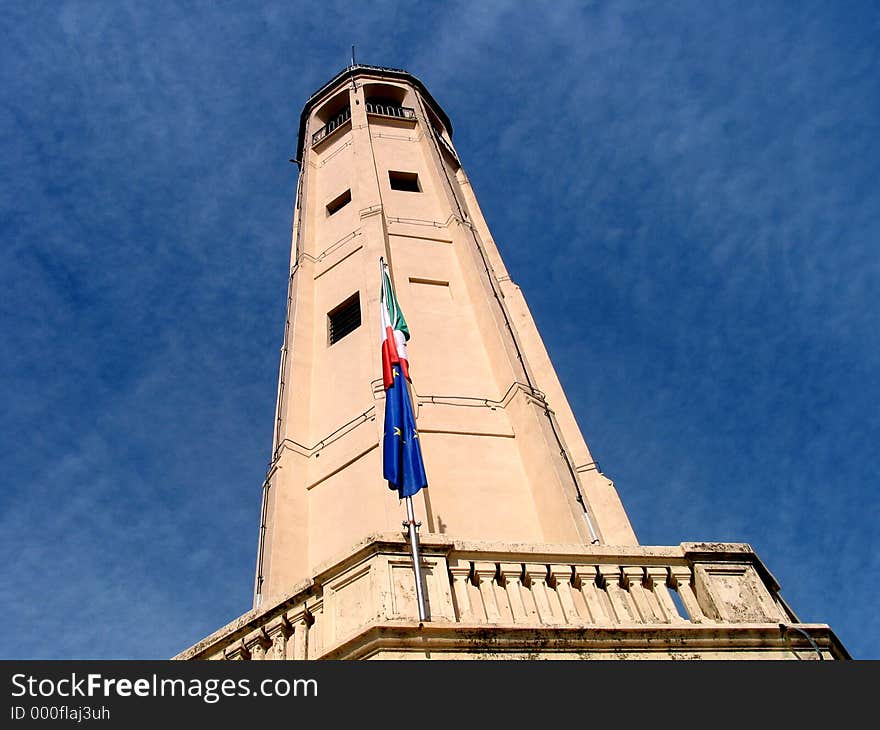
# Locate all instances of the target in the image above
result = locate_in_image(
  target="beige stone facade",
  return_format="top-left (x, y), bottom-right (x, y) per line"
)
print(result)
top-left (177, 65), bottom-right (848, 660)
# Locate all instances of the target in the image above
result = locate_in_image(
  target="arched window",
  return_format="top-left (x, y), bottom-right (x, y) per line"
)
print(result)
top-left (312, 89), bottom-right (352, 147)
top-left (363, 83), bottom-right (414, 121)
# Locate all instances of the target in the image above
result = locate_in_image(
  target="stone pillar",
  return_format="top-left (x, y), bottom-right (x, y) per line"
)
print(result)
top-left (223, 638), bottom-right (250, 661)
top-left (244, 628), bottom-right (272, 660)
top-left (286, 608), bottom-right (311, 660)
top-left (549, 564), bottom-right (578, 624)
top-left (597, 565), bottom-right (637, 622)
top-left (448, 558), bottom-right (476, 623)
top-left (265, 615), bottom-right (293, 660)
top-left (574, 565), bottom-right (610, 623)
top-left (692, 562), bottom-right (786, 623)
top-left (473, 562), bottom-right (501, 622)
top-left (623, 566), bottom-right (658, 623)
top-left (669, 566), bottom-right (709, 623)
top-left (305, 600), bottom-right (324, 657)
top-left (646, 566), bottom-right (684, 623)
top-left (499, 563), bottom-right (530, 623)
top-left (524, 564), bottom-right (560, 625)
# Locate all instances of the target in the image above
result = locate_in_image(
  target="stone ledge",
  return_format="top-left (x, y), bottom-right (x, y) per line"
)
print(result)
top-left (319, 622), bottom-right (850, 660)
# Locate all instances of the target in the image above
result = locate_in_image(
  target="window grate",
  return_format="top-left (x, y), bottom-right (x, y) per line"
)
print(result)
top-left (328, 293), bottom-right (361, 345)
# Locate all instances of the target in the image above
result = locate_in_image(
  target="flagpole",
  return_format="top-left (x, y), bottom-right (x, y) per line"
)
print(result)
top-left (404, 495), bottom-right (428, 622)
top-left (382, 256), bottom-right (428, 622)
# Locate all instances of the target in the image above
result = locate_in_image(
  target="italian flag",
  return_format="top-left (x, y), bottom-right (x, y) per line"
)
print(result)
top-left (380, 258), bottom-right (411, 389)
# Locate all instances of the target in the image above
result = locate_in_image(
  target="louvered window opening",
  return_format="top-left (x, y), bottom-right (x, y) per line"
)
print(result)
top-left (328, 294), bottom-right (361, 344)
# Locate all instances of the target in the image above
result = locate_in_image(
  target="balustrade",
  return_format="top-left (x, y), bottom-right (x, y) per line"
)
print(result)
top-left (177, 538), bottom-right (803, 660)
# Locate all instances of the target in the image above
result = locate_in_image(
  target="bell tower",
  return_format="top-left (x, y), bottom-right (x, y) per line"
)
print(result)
top-left (177, 66), bottom-right (848, 660)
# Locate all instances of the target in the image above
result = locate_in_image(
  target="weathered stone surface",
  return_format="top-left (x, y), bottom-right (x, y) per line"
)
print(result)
top-left (174, 534), bottom-right (849, 661)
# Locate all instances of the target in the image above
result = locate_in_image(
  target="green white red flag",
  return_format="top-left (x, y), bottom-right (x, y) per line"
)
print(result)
top-left (380, 259), bottom-right (411, 389)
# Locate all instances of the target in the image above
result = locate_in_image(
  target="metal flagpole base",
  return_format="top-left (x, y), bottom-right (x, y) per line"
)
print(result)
top-left (403, 496), bottom-right (428, 623)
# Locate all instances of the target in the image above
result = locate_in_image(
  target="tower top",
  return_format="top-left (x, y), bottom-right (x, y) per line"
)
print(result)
top-left (295, 64), bottom-right (453, 161)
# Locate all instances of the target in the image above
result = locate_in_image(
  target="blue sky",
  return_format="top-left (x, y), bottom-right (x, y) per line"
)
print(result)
top-left (1, 1), bottom-right (877, 659)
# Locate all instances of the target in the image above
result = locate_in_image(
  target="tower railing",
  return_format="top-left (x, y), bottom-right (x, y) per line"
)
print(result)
top-left (311, 104), bottom-right (415, 148)
top-left (311, 106), bottom-right (352, 147)
top-left (365, 102), bottom-right (415, 120)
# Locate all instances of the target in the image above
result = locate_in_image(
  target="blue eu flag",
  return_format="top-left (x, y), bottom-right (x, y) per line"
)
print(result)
top-left (383, 365), bottom-right (428, 499)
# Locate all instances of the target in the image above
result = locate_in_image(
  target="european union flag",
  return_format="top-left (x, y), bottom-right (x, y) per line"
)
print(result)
top-left (383, 365), bottom-right (428, 499)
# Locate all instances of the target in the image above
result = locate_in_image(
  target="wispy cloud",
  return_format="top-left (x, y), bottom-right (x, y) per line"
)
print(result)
top-left (405, 1), bottom-right (879, 655)
top-left (0, 1), bottom-right (876, 658)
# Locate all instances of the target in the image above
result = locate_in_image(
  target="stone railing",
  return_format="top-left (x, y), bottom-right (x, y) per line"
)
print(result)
top-left (175, 534), bottom-right (846, 660)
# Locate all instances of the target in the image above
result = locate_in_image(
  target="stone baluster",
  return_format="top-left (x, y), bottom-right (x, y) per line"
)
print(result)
top-left (669, 566), bottom-right (710, 623)
top-left (244, 627), bottom-right (271, 660)
top-left (473, 562), bottom-right (501, 622)
top-left (646, 566), bottom-right (685, 623)
top-left (499, 563), bottom-right (530, 623)
top-left (549, 565), bottom-right (578, 624)
top-left (524, 564), bottom-right (560, 625)
top-left (448, 558), bottom-right (476, 623)
top-left (623, 566), bottom-right (658, 623)
top-left (285, 608), bottom-right (311, 660)
top-left (574, 565), bottom-right (609, 623)
top-left (223, 638), bottom-right (250, 661)
top-left (305, 600), bottom-right (323, 657)
top-left (597, 565), bottom-right (637, 622)
top-left (265, 615), bottom-right (292, 660)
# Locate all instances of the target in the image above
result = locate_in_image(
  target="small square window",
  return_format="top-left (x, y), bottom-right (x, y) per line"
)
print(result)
top-left (389, 171), bottom-right (421, 192)
top-left (328, 293), bottom-right (361, 345)
top-left (326, 189), bottom-right (352, 216)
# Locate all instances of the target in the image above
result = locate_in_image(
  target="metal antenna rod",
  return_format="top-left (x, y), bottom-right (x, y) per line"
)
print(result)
top-left (351, 44), bottom-right (356, 67)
